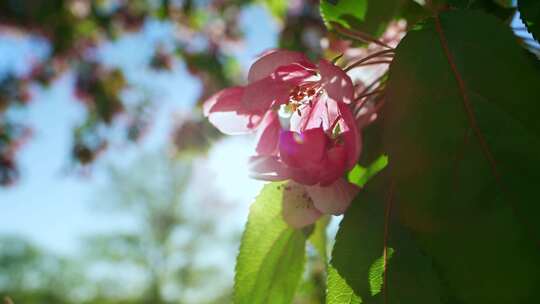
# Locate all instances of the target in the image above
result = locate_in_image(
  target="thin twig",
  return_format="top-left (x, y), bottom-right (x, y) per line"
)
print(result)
top-left (356, 94), bottom-right (386, 119)
top-left (356, 72), bottom-right (388, 99)
top-left (352, 60), bottom-right (393, 67)
top-left (344, 49), bottom-right (395, 72)
top-left (332, 23), bottom-right (394, 50)
top-left (355, 88), bottom-right (385, 101)
top-left (331, 53), bottom-right (344, 65)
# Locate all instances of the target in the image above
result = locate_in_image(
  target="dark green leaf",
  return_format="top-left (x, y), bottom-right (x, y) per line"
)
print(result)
top-left (384, 9), bottom-right (540, 303)
top-left (330, 176), bottom-right (443, 303)
top-left (397, 0), bottom-right (431, 29)
top-left (519, 0), bottom-right (540, 42)
top-left (447, 0), bottom-right (516, 21)
top-left (235, 182), bottom-right (306, 304)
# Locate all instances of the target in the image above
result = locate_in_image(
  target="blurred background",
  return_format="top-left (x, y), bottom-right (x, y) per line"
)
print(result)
top-left (0, 0), bottom-right (332, 303)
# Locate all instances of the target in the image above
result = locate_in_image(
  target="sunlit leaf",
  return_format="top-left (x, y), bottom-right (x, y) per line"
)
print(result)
top-left (320, 0), bottom-right (401, 36)
top-left (348, 154), bottom-right (388, 188)
top-left (235, 182), bottom-right (306, 304)
top-left (320, 0), bottom-right (367, 29)
top-left (326, 266), bottom-right (361, 304)
top-left (308, 215), bottom-right (330, 262)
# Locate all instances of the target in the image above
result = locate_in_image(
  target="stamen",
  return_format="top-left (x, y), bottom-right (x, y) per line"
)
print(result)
top-left (286, 83), bottom-right (321, 115)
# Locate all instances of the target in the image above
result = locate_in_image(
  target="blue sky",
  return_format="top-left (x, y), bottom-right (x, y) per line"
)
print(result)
top-left (0, 4), bottom-right (277, 256)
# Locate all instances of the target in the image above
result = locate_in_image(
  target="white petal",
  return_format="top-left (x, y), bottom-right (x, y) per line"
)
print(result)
top-left (282, 181), bottom-right (322, 228)
top-left (306, 178), bottom-right (359, 215)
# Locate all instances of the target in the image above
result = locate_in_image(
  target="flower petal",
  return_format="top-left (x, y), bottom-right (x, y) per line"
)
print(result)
top-left (318, 59), bottom-right (354, 104)
top-left (279, 128), bottom-right (327, 167)
top-left (319, 145), bottom-right (348, 186)
top-left (248, 50), bottom-right (311, 83)
top-left (356, 102), bottom-right (379, 129)
top-left (203, 87), bottom-right (244, 116)
top-left (255, 112), bottom-right (281, 156)
top-left (243, 63), bottom-right (315, 115)
top-left (208, 112), bottom-right (261, 135)
top-left (287, 166), bottom-right (322, 186)
top-left (273, 63), bottom-right (317, 85)
top-left (306, 178), bottom-right (359, 215)
top-left (242, 77), bottom-right (291, 114)
top-left (291, 95), bottom-right (340, 133)
top-left (249, 155), bottom-right (289, 181)
top-left (282, 181), bottom-right (322, 228)
top-left (338, 102), bottom-right (361, 170)
top-left (203, 87), bottom-right (262, 134)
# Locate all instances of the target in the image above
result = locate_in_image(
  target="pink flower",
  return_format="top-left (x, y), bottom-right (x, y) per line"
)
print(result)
top-left (203, 49), bottom-right (361, 227)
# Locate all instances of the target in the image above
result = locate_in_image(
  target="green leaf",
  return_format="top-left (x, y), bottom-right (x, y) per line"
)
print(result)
top-left (348, 154), bottom-right (388, 187)
top-left (327, 266), bottom-right (361, 304)
top-left (320, 0), bottom-right (367, 29)
top-left (519, 0), bottom-right (540, 42)
top-left (384, 9), bottom-right (540, 303)
top-left (330, 176), bottom-right (443, 303)
top-left (320, 0), bottom-right (401, 36)
top-left (235, 182), bottom-right (306, 304)
top-left (447, 0), bottom-right (516, 21)
top-left (398, 0), bottom-right (431, 29)
top-left (308, 215), bottom-right (330, 262)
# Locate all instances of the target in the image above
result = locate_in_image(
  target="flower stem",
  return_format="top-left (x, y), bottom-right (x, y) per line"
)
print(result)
top-left (332, 23), bottom-right (394, 50)
top-left (355, 88), bottom-right (384, 101)
top-left (352, 60), bottom-right (393, 68)
top-left (344, 50), bottom-right (395, 72)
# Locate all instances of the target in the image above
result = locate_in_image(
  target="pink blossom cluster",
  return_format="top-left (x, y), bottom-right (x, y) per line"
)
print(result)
top-left (204, 50), bottom-right (363, 227)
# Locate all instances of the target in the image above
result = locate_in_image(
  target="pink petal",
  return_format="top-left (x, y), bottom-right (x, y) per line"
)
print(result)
top-left (208, 112), bottom-right (261, 135)
top-left (356, 103), bottom-right (379, 129)
top-left (242, 76), bottom-right (291, 114)
top-left (273, 63), bottom-right (317, 85)
top-left (305, 178), bottom-right (359, 215)
top-left (291, 95), bottom-right (340, 133)
top-left (242, 63), bottom-right (315, 115)
top-left (338, 102), bottom-right (361, 170)
top-left (255, 112), bottom-right (281, 156)
top-left (279, 128), bottom-right (327, 168)
top-left (318, 59), bottom-right (354, 104)
top-left (282, 181), bottom-right (322, 228)
top-left (319, 145), bottom-right (348, 186)
top-left (248, 50), bottom-right (311, 84)
top-left (203, 87), bottom-right (244, 116)
top-left (287, 166), bottom-right (322, 186)
top-left (249, 155), bottom-right (289, 181)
